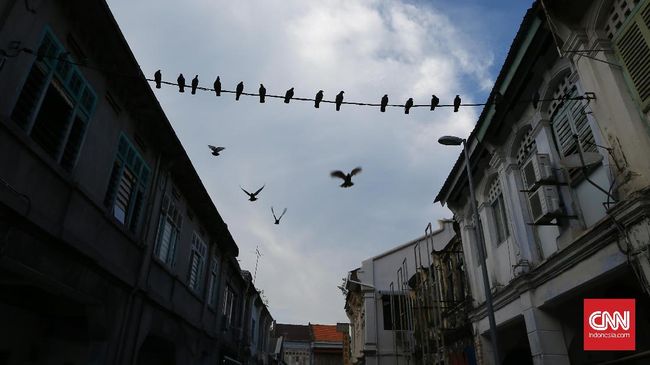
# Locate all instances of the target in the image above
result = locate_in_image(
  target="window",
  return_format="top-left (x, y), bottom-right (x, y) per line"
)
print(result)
top-left (382, 294), bottom-right (411, 330)
top-left (104, 134), bottom-right (150, 232)
top-left (488, 179), bottom-right (509, 244)
top-left (188, 233), bottom-right (207, 291)
top-left (251, 318), bottom-right (256, 343)
top-left (223, 285), bottom-right (236, 329)
top-left (11, 30), bottom-right (96, 171)
top-left (154, 195), bottom-right (182, 266)
top-left (208, 257), bottom-right (220, 307)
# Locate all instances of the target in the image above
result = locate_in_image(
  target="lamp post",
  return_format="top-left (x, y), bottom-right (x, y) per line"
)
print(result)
top-left (438, 136), bottom-right (501, 365)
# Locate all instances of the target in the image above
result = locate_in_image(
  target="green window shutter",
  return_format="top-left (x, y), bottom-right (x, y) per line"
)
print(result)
top-left (615, 1), bottom-right (650, 112)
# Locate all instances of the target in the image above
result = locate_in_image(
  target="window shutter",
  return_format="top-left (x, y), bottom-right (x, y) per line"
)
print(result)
top-left (615, 1), bottom-right (650, 111)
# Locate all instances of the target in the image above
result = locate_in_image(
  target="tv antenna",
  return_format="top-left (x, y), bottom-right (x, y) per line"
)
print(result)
top-left (253, 245), bottom-right (263, 285)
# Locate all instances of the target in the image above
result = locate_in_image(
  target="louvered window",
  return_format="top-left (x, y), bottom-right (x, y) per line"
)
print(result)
top-left (10, 29), bottom-right (96, 171)
top-left (488, 179), bottom-right (509, 244)
top-left (208, 257), bottom-right (220, 307)
top-left (188, 232), bottom-right (207, 291)
top-left (612, 0), bottom-right (650, 111)
top-left (223, 285), bottom-right (236, 328)
top-left (550, 77), bottom-right (598, 183)
top-left (154, 195), bottom-right (183, 266)
top-left (104, 134), bottom-right (150, 232)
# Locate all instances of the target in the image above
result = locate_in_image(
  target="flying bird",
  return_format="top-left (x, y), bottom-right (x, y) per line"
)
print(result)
top-left (259, 84), bottom-right (266, 103)
top-left (284, 87), bottom-right (294, 103)
top-left (380, 94), bottom-right (388, 112)
top-left (335, 91), bottom-right (344, 111)
top-left (532, 91), bottom-right (540, 109)
top-left (241, 185), bottom-right (265, 201)
top-left (271, 207), bottom-right (287, 225)
top-left (208, 145), bottom-right (225, 156)
top-left (405, 98), bottom-right (414, 114)
top-left (236, 81), bottom-right (244, 101)
top-left (214, 77), bottom-right (221, 96)
top-left (154, 70), bottom-right (162, 89)
top-left (315, 90), bottom-right (324, 108)
top-left (430, 94), bottom-right (439, 111)
top-left (191, 75), bottom-right (199, 94)
top-left (330, 167), bottom-right (362, 188)
top-left (177, 74), bottom-right (185, 93)
top-left (453, 95), bottom-right (461, 112)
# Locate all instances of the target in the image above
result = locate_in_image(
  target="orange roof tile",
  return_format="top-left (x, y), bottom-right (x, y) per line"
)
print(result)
top-left (310, 324), bottom-right (344, 342)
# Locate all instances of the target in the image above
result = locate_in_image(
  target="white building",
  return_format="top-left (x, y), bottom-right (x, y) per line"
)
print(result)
top-left (435, 1), bottom-right (650, 364)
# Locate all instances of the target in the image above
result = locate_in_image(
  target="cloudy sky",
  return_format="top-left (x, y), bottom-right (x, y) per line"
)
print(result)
top-left (106, 0), bottom-right (531, 324)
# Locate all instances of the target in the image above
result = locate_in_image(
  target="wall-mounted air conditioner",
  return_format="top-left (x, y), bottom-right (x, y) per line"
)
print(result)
top-left (528, 186), bottom-right (562, 224)
top-left (522, 154), bottom-right (555, 190)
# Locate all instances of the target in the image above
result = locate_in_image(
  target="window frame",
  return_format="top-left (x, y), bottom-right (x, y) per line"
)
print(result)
top-left (153, 195), bottom-right (183, 267)
top-left (207, 256), bottom-right (220, 307)
top-left (187, 232), bottom-right (207, 291)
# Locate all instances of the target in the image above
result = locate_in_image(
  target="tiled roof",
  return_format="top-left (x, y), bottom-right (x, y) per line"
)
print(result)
top-left (310, 324), bottom-right (343, 343)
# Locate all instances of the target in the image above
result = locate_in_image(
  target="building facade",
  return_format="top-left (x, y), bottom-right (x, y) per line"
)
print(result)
top-left (0, 0), bottom-right (274, 364)
top-left (310, 324), bottom-right (344, 365)
top-left (435, 1), bottom-right (650, 364)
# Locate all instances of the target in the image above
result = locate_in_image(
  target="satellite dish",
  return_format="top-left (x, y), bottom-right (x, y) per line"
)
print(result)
top-left (560, 152), bottom-right (603, 168)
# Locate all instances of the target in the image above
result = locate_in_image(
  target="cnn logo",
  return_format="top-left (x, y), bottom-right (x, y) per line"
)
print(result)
top-left (584, 298), bottom-right (635, 351)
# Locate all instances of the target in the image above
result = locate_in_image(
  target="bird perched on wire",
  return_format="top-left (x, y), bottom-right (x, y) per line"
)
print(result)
top-left (331, 167), bottom-right (362, 188)
top-left (177, 74), bottom-right (185, 93)
top-left (214, 77), bottom-right (221, 96)
top-left (241, 185), bottom-right (265, 201)
top-left (380, 94), bottom-right (388, 112)
top-left (154, 70), bottom-right (162, 89)
top-left (271, 207), bottom-right (287, 225)
top-left (315, 90), bottom-right (324, 108)
top-left (335, 91), bottom-right (344, 111)
top-left (284, 87), bottom-right (294, 103)
top-left (430, 94), bottom-right (439, 111)
top-left (259, 84), bottom-right (266, 103)
top-left (236, 81), bottom-right (244, 101)
top-left (453, 95), bottom-right (461, 112)
top-left (405, 98), bottom-right (414, 114)
top-left (208, 145), bottom-right (225, 156)
top-left (191, 75), bottom-right (199, 94)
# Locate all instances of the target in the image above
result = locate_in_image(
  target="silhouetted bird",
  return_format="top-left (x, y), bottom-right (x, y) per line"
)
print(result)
top-left (453, 95), bottom-right (461, 112)
top-left (335, 91), bottom-right (344, 111)
top-left (315, 90), bottom-right (324, 108)
top-left (191, 75), bottom-right (199, 94)
top-left (241, 185), bottom-right (265, 201)
top-left (271, 207), bottom-right (287, 225)
top-left (236, 81), bottom-right (244, 101)
top-left (154, 70), bottom-right (162, 89)
top-left (380, 94), bottom-right (388, 112)
top-left (330, 167), bottom-right (362, 188)
top-left (259, 84), bottom-right (266, 103)
top-left (405, 98), bottom-right (414, 114)
top-left (284, 87), bottom-right (294, 103)
top-left (430, 94), bottom-right (439, 111)
top-left (208, 145), bottom-right (225, 156)
top-left (177, 74), bottom-right (185, 93)
top-left (214, 77), bottom-right (221, 96)
top-left (532, 91), bottom-right (540, 109)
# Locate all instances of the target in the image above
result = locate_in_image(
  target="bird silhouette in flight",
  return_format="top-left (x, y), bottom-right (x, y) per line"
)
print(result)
top-left (405, 98), bottom-right (414, 114)
top-left (380, 94), bottom-right (388, 112)
top-left (284, 87), bottom-right (294, 103)
top-left (214, 77), bottom-right (221, 96)
top-left (177, 74), bottom-right (185, 92)
top-left (271, 207), bottom-right (287, 225)
top-left (154, 70), bottom-right (162, 89)
top-left (236, 81), bottom-right (244, 101)
top-left (191, 75), bottom-right (199, 94)
top-left (430, 94), bottom-right (439, 111)
top-left (208, 145), bottom-right (225, 156)
top-left (454, 95), bottom-right (461, 112)
top-left (331, 167), bottom-right (362, 188)
top-left (259, 84), bottom-right (266, 103)
top-left (315, 90), bottom-right (324, 108)
top-left (241, 185), bottom-right (265, 201)
top-left (335, 91), bottom-right (344, 111)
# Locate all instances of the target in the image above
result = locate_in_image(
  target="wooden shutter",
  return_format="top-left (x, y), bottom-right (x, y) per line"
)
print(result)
top-left (615, 1), bottom-right (650, 111)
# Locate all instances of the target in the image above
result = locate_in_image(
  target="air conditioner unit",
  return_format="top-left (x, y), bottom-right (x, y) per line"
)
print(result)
top-left (528, 186), bottom-right (562, 224)
top-left (522, 154), bottom-right (555, 190)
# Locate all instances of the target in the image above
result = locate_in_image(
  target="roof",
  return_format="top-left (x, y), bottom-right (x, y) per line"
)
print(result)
top-left (310, 324), bottom-right (344, 343)
top-left (274, 324), bottom-right (311, 342)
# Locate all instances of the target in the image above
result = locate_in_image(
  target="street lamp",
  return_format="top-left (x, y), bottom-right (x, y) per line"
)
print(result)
top-left (438, 135), bottom-right (501, 365)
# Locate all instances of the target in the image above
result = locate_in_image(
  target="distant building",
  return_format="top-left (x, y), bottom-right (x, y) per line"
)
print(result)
top-left (274, 324), bottom-right (312, 365)
top-left (310, 324), bottom-right (344, 365)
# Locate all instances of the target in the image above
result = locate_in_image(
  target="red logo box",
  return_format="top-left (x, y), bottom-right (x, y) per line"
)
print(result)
top-left (584, 298), bottom-right (635, 351)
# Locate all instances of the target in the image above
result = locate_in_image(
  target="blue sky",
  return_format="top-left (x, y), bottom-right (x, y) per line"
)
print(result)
top-left (106, 0), bottom-right (532, 324)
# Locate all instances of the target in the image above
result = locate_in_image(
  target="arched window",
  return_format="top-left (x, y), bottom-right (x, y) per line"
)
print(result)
top-left (514, 127), bottom-right (537, 167)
